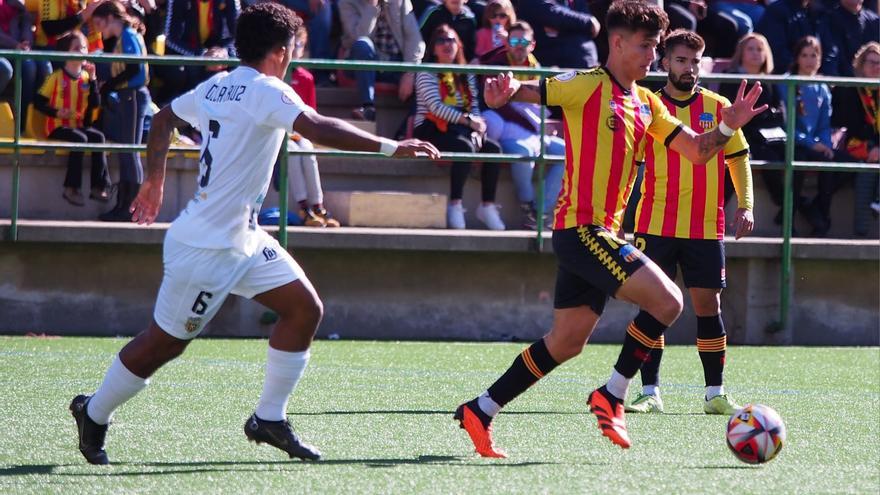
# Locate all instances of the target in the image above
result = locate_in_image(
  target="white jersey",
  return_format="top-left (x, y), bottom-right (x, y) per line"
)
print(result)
top-left (168, 66), bottom-right (310, 255)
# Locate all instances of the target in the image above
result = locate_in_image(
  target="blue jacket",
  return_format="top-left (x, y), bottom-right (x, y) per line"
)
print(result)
top-left (165, 0), bottom-right (239, 57)
top-left (781, 81), bottom-right (833, 149)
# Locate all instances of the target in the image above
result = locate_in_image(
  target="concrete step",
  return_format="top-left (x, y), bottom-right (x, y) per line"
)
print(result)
top-left (323, 190), bottom-right (447, 228)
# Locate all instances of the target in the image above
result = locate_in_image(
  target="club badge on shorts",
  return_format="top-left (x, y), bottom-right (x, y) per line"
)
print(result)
top-left (185, 317), bottom-right (203, 333)
top-left (619, 244), bottom-right (642, 263)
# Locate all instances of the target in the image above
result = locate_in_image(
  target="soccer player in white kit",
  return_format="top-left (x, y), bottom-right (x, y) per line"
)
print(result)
top-left (69, 2), bottom-right (440, 465)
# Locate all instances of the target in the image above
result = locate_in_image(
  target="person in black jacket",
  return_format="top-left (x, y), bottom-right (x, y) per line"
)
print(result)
top-left (512, 0), bottom-right (600, 68)
top-left (755, 0), bottom-right (819, 74)
top-left (159, 0), bottom-right (239, 103)
top-left (419, 0), bottom-right (478, 60)
top-left (819, 0), bottom-right (880, 76)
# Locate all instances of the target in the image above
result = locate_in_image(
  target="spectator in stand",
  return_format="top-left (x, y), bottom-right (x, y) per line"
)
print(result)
top-left (512, 0), bottom-right (600, 69)
top-left (819, 0), bottom-right (880, 76)
top-left (277, 26), bottom-right (340, 227)
top-left (711, 0), bottom-right (765, 39)
top-left (781, 35), bottom-right (855, 237)
top-left (34, 31), bottom-right (111, 206)
top-left (91, 0), bottom-right (150, 222)
top-left (756, 0), bottom-right (818, 74)
top-left (274, 0), bottom-right (332, 85)
top-left (339, 0), bottom-right (424, 121)
top-left (1, 0), bottom-right (34, 98)
top-left (31, 0), bottom-right (102, 51)
top-left (414, 24), bottom-right (504, 230)
top-left (832, 42), bottom-right (880, 236)
top-left (665, 0), bottom-right (740, 58)
top-left (474, 0), bottom-right (514, 58)
top-left (161, 0), bottom-right (238, 103)
top-left (419, 0), bottom-right (478, 61)
top-left (720, 33), bottom-right (793, 230)
top-left (481, 20), bottom-right (564, 229)
top-left (412, 0), bottom-right (438, 20)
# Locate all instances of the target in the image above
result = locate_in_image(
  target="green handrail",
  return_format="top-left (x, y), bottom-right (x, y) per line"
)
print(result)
top-left (1, 49), bottom-right (878, 335)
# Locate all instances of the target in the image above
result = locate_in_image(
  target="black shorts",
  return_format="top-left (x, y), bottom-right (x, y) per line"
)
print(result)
top-left (553, 225), bottom-right (648, 314)
top-left (632, 233), bottom-right (726, 289)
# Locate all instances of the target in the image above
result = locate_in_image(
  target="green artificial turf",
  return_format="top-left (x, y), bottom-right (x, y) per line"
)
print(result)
top-left (1, 337), bottom-right (878, 494)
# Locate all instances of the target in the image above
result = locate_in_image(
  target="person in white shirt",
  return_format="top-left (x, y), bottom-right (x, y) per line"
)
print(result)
top-left (69, 2), bottom-right (440, 465)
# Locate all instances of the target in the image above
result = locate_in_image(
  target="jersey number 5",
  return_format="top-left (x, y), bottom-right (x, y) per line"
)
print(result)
top-left (199, 120), bottom-right (221, 187)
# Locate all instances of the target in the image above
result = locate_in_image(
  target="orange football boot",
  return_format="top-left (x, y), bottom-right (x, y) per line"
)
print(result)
top-left (587, 388), bottom-right (632, 449)
top-left (454, 401), bottom-right (507, 458)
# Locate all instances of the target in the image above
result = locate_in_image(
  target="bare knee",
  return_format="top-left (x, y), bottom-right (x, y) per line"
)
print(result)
top-left (648, 285), bottom-right (684, 325)
top-left (690, 289), bottom-right (721, 316)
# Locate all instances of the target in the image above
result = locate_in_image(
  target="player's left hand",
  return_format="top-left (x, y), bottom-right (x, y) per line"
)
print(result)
top-left (732, 207), bottom-right (754, 240)
top-left (721, 80), bottom-right (769, 130)
top-left (130, 181), bottom-right (164, 225)
top-left (392, 139), bottom-right (441, 160)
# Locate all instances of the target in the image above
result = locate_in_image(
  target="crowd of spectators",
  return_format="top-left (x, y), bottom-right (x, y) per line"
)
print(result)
top-left (0, 0), bottom-right (877, 234)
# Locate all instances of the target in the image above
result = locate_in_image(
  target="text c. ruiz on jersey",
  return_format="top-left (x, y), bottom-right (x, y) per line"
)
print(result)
top-left (204, 84), bottom-right (247, 103)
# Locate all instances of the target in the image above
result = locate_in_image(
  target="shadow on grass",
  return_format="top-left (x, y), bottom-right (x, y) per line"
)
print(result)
top-left (2, 456), bottom-right (560, 477)
top-left (288, 410), bottom-right (583, 416)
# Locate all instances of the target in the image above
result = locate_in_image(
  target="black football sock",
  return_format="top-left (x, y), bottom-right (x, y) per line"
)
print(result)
top-left (613, 311), bottom-right (668, 379)
top-left (484, 339), bottom-right (559, 411)
top-left (697, 314), bottom-right (726, 390)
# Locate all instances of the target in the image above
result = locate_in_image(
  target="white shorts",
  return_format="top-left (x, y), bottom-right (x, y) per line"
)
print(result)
top-left (154, 230), bottom-right (306, 339)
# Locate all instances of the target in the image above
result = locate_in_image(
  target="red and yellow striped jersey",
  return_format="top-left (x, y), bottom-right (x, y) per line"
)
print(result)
top-left (38, 69), bottom-right (91, 135)
top-left (31, 0), bottom-right (79, 47)
top-left (543, 67), bottom-right (683, 232)
top-left (635, 87), bottom-right (749, 240)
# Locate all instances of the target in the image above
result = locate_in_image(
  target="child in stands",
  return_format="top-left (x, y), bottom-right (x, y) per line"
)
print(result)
top-left (35, 30), bottom-right (110, 206)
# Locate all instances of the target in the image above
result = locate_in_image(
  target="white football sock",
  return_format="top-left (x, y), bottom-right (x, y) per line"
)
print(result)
top-left (643, 385), bottom-right (660, 397)
top-left (255, 347), bottom-right (310, 422)
top-left (605, 370), bottom-right (631, 401)
top-left (477, 391), bottom-right (501, 417)
top-left (87, 356), bottom-right (149, 425)
top-left (706, 385), bottom-right (725, 400)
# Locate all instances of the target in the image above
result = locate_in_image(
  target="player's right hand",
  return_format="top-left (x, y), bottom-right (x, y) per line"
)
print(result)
top-left (392, 139), bottom-right (441, 160)
top-left (483, 72), bottom-right (519, 109)
top-left (130, 181), bottom-right (164, 225)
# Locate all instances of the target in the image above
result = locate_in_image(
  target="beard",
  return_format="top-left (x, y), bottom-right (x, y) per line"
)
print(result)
top-left (670, 73), bottom-right (697, 92)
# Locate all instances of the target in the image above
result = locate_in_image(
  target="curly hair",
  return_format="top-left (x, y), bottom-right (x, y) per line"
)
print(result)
top-left (235, 2), bottom-right (303, 65)
top-left (606, 0), bottom-right (669, 36)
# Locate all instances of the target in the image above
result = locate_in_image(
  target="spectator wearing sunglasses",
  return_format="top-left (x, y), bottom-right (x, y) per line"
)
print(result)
top-left (419, 0), bottom-right (478, 61)
top-left (480, 21), bottom-right (565, 229)
top-left (474, 0), bottom-right (515, 58)
top-left (414, 24), bottom-right (505, 230)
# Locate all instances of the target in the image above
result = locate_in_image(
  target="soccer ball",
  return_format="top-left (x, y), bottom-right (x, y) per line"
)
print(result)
top-left (726, 404), bottom-right (786, 464)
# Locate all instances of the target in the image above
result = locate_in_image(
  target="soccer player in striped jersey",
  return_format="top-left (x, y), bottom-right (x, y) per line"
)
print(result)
top-left (625, 30), bottom-right (753, 416)
top-left (454, 0), bottom-right (767, 455)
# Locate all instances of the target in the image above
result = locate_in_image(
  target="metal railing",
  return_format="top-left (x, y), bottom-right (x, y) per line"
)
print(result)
top-left (1, 50), bottom-right (877, 333)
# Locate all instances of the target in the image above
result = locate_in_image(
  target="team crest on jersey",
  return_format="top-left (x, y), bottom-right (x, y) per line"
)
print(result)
top-left (619, 244), bottom-right (642, 263)
top-left (184, 317), bottom-right (203, 333)
top-left (555, 71), bottom-right (577, 82)
top-left (606, 115), bottom-right (621, 131)
top-left (699, 112), bottom-right (716, 130)
top-left (281, 91), bottom-right (296, 105)
top-left (262, 247), bottom-right (277, 261)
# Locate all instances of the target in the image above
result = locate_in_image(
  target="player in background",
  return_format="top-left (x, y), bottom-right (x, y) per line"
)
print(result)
top-left (625, 29), bottom-right (753, 416)
top-left (69, 2), bottom-right (439, 465)
top-left (455, 0), bottom-right (767, 456)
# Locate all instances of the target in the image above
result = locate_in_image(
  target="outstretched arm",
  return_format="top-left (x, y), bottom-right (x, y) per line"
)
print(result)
top-left (130, 106), bottom-right (190, 224)
top-left (669, 80), bottom-right (768, 164)
top-left (484, 72), bottom-right (542, 108)
top-left (292, 111), bottom-right (441, 159)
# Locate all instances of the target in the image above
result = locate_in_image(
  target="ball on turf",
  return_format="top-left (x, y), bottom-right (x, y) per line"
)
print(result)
top-left (726, 404), bottom-right (786, 464)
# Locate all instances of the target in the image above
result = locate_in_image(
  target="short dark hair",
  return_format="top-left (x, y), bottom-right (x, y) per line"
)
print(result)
top-left (235, 3), bottom-right (303, 65)
top-left (507, 20), bottom-right (534, 39)
top-left (606, 1), bottom-right (669, 36)
top-left (663, 29), bottom-right (705, 55)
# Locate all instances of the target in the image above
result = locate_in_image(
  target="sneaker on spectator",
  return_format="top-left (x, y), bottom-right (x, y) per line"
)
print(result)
top-left (351, 105), bottom-right (376, 122)
top-left (447, 203), bottom-right (466, 229)
top-left (520, 202), bottom-right (538, 230)
top-left (313, 206), bottom-right (340, 227)
top-left (62, 188), bottom-right (85, 207)
top-left (476, 203), bottom-right (505, 231)
top-left (299, 208), bottom-right (326, 227)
